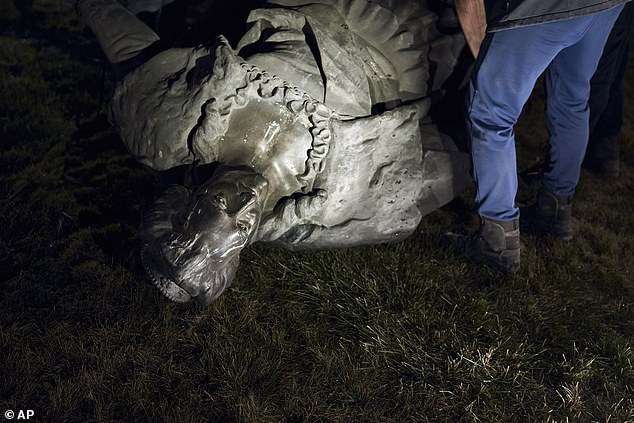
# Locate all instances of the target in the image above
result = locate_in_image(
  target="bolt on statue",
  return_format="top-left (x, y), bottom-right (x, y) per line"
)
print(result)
top-left (72, 0), bottom-right (471, 305)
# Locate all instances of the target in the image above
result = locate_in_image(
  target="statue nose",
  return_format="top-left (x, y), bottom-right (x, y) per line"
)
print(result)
top-left (163, 233), bottom-right (199, 265)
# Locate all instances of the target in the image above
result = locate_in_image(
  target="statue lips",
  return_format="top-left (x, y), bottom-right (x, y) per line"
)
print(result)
top-left (141, 242), bottom-right (193, 303)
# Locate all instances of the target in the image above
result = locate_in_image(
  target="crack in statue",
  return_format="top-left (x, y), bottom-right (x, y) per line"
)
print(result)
top-left (73, 0), bottom-right (471, 305)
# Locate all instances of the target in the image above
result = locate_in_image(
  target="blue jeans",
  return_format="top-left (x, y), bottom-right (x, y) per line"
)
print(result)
top-left (467, 5), bottom-right (624, 221)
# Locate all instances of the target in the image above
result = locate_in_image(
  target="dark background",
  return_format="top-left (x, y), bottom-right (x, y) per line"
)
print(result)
top-left (1, 1), bottom-right (633, 421)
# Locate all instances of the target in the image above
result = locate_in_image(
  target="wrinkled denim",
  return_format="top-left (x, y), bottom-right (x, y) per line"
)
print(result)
top-left (468, 5), bottom-right (624, 221)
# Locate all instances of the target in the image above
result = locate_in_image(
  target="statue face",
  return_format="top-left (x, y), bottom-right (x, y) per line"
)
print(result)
top-left (142, 167), bottom-right (267, 305)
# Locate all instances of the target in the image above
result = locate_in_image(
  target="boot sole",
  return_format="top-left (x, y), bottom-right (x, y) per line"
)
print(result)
top-left (477, 250), bottom-right (520, 274)
top-left (441, 232), bottom-right (520, 274)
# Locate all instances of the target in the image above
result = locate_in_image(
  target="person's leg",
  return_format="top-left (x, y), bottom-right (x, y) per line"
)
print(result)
top-left (598, 28), bottom-right (630, 139)
top-left (465, 23), bottom-right (571, 272)
top-left (466, 11), bottom-right (623, 270)
top-left (585, 3), bottom-right (634, 175)
top-left (589, 2), bottom-right (634, 138)
top-left (543, 4), bottom-right (624, 195)
top-left (468, 25), bottom-right (566, 222)
top-left (520, 5), bottom-right (624, 240)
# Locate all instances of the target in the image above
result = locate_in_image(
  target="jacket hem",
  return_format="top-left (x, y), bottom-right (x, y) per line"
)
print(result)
top-left (487, 0), bottom-right (628, 32)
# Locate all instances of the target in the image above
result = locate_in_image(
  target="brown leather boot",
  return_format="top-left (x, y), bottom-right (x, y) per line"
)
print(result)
top-left (471, 217), bottom-right (521, 274)
top-left (521, 188), bottom-right (573, 241)
top-left (443, 217), bottom-right (520, 274)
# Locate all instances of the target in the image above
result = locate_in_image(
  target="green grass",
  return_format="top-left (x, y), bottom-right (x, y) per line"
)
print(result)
top-left (1, 1), bottom-right (634, 421)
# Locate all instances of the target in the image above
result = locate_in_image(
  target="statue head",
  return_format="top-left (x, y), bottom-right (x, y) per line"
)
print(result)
top-left (141, 165), bottom-right (268, 305)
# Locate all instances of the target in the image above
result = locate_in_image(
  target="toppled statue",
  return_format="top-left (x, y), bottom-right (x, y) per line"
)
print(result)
top-left (71, 0), bottom-right (471, 305)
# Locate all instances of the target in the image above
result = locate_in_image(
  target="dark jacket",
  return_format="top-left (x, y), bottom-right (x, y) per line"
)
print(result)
top-left (486, 0), bottom-right (629, 31)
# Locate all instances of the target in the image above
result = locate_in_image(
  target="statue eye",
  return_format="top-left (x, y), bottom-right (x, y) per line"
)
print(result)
top-left (213, 195), bottom-right (227, 210)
